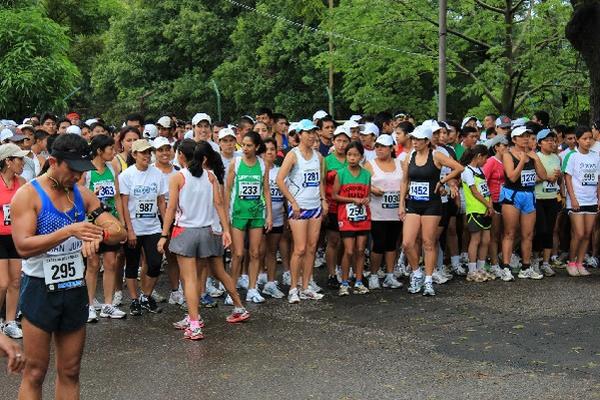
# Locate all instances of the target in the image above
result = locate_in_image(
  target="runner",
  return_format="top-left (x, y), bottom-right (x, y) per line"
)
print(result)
top-left (158, 139), bottom-right (249, 341)
top-left (333, 141), bottom-right (371, 295)
top-left (11, 134), bottom-right (125, 399)
top-left (0, 144), bottom-right (27, 338)
top-left (83, 135), bottom-right (127, 321)
top-left (276, 119), bottom-right (327, 303)
top-left (399, 125), bottom-right (464, 296)
top-left (500, 126), bottom-right (548, 279)
top-left (359, 123), bottom-right (379, 162)
top-left (364, 135), bottom-right (404, 290)
top-left (113, 126), bottom-right (141, 174)
top-left (563, 126), bottom-right (600, 277)
top-left (225, 131), bottom-right (272, 303)
top-left (119, 139), bottom-right (167, 315)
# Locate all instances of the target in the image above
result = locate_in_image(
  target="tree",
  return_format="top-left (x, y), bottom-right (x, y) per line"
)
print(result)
top-left (0, 7), bottom-right (79, 118)
top-left (566, 0), bottom-right (600, 122)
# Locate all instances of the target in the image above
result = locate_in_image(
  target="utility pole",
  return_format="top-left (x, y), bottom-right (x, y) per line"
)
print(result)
top-left (438, 0), bottom-right (447, 121)
top-left (328, 0), bottom-right (334, 117)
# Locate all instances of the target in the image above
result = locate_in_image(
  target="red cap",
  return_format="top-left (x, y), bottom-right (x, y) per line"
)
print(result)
top-left (66, 112), bottom-right (80, 121)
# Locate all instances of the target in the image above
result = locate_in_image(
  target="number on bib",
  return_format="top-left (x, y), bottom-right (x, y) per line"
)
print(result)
top-left (135, 199), bottom-right (157, 218)
top-left (409, 181), bottom-right (430, 201)
top-left (43, 252), bottom-right (86, 292)
top-left (582, 170), bottom-right (598, 186)
top-left (302, 170), bottom-right (320, 187)
top-left (270, 185), bottom-right (284, 202)
top-left (2, 204), bottom-right (10, 226)
top-left (239, 181), bottom-right (260, 200)
top-left (520, 170), bottom-right (536, 187)
top-left (94, 182), bottom-right (116, 199)
top-left (346, 203), bottom-right (367, 222)
top-left (477, 182), bottom-right (490, 197)
top-left (382, 191), bottom-right (400, 209)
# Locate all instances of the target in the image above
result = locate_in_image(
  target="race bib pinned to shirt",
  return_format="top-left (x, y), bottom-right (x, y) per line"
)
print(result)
top-left (409, 181), bottom-right (430, 201)
top-left (239, 181), bottom-right (260, 200)
top-left (43, 252), bottom-right (85, 292)
top-left (520, 170), bottom-right (536, 187)
top-left (477, 181), bottom-right (491, 197)
top-left (3, 204), bottom-right (10, 226)
top-left (270, 185), bottom-right (284, 202)
top-left (302, 170), bottom-right (320, 188)
top-left (135, 199), bottom-right (157, 218)
top-left (382, 191), bottom-right (400, 209)
top-left (346, 203), bottom-right (367, 222)
top-left (93, 181), bottom-right (116, 199)
top-left (582, 170), bottom-right (598, 186)
top-left (542, 180), bottom-right (559, 193)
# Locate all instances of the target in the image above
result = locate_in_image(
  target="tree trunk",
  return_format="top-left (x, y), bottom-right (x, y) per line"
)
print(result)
top-left (566, 1), bottom-right (600, 122)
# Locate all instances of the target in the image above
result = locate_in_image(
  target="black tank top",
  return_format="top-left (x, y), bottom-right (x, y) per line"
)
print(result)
top-left (504, 152), bottom-right (536, 192)
top-left (408, 149), bottom-right (441, 202)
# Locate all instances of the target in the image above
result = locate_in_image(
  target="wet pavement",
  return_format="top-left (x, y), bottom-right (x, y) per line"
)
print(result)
top-left (3, 267), bottom-right (600, 399)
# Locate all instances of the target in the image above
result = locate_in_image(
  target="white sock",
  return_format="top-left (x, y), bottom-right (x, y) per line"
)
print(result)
top-left (468, 262), bottom-right (477, 273)
top-left (491, 264), bottom-right (499, 269)
top-left (424, 275), bottom-right (433, 283)
top-left (476, 260), bottom-right (485, 270)
top-left (386, 272), bottom-right (394, 279)
top-left (451, 255), bottom-right (460, 267)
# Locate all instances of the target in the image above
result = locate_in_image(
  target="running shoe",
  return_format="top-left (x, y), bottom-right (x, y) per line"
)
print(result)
top-left (335, 266), bottom-right (343, 283)
top-left (314, 249), bottom-right (325, 268)
top-left (540, 263), bottom-right (556, 277)
top-left (585, 255), bottom-right (598, 268)
top-left (382, 274), bottom-right (402, 288)
top-left (481, 269), bottom-right (496, 281)
top-left (173, 315), bottom-right (205, 330)
top-left (92, 298), bottom-right (102, 311)
top-left (2, 321), bottom-right (22, 339)
top-left (151, 290), bottom-right (167, 303)
top-left (327, 275), bottom-right (340, 289)
top-left (407, 273), bottom-right (424, 294)
top-left (141, 295), bottom-right (163, 313)
top-left (550, 255), bottom-right (563, 268)
top-left (184, 326), bottom-right (205, 341)
top-left (224, 294), bottom-right (234, 306)
top-left (422, 281), bottom-right (436, 296)
top-left (438, 266), bottom-right (453, 281)
top-left (368, 274), bottom-right (381, 290)
top-left (490, 265), bottom-right (504, 279)
top-left (112, 290), bottom-right (123, 307)
top-left (466, 271), bottom-right (485, 282)
top-left (578, 264), bottom-right (592, 276)
top-left (299, 288), bottom-right (325, 300)
top-left (510, 253), bottom-right (522, 270)
top-left (257, 272), bottom-right (268, 286)
top-left (451, 264), bottom-right (467, 276)
top-left (262, 282), bottom-right (285, 299)
top-left (353, 283), bottom-right (369, 295)
top-left (201, 293), bottom-right (218, 308)
top-left (432, 270), bottom-right (448, 284)
top-left (130, 299), bottom-right (142, 316)
top-left (87, 306), bottom-right (99, 323)
top-left (288, 287), bottom-right (300, 304)
top-left (377, 269), bottom-right (386, 279)
top-left (169, 290), bottom-right (186, 305)
top-left (237, 274), bottom-right (249, 290)
top-left (308, 278), bottom-right (323, 293)
top-left (246, 288), bottom-right (266, 303)
top-left (100, 304), bottom-right (126, 319)
top-left (566, 262), bottom-right (579, 276)
top-left (226, 308), bottom-right (251, 323)
top-left (338, 284), bottom-right (350, 296)
top-left (206, 283), bottom-right (224, 298)
top-left (282, 270), bottom-right (291, 286)
top-left (518, 267), bottom-right (544, 280)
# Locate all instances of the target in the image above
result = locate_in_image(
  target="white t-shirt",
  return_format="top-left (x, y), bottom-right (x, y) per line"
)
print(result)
top-left (461, 165), bottom-right (481, 187)
top-left (364, 148), bottom-right (376, 162)
top-left (564, 149), bottom-right (600, 207)
top-left (119, 165), bottom-right (167, 235)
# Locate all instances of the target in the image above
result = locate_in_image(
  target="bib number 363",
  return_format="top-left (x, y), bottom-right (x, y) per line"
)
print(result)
top-left (43, 253), bottom-right (85, 292)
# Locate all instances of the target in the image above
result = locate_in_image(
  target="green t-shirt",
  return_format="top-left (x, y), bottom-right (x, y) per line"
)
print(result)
top-left (535, 151), bottom-right (561, 199)
top-left (87, 163), bottom-right (118, 218)
top-left (454, 143), bottom-right (465, 161)
top-left (231, 157), bottom-right (265, 220)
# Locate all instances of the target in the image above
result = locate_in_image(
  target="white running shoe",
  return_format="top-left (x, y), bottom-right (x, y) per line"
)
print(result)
top-left (510, 253), bottom-right (522, 269)
top-left (452, 264), bottom-right (467, 276)
top-left (262, 281), bottom-right (285, 299)
top-left (490, 265), bottom-right (504, 278)
top-left (257, 272), bottom-right (268, 286)
top-left (87, 306), bottom-right (99, 323)
top-left (585, 254), bottom-right (599, 268)
top-left (151, 290), bottom-right (167, 303)
top-left (2, 321), bottom-right (22, 339)
top-left (314, 250), bottom-right (325, 268)
top-left (92, 297), bottom-right (102, 311)
top-left (501, 267), bottom-right (515, 281)
top-left (282, 271), bottom-right (291, 286)
top-left (112, 290), bottom-right (123, 307)
top-left (169, 290), bottom-right (186, 305)
top-left (518, 267), bottom-right (544, 280)
top-left (206, 282), bottom-right (224, 298)
top-left (432, 270), bottom-right (448, 284)
top-left (368, 274), bottom-right (381, 290)
top-left (100, 304), bottom-right (126, 319)
top-left (335, 266), bottom-right (343, 283)
top-left (422, 281), bottom-right (436, 296)
top-left (338, 285), bottom-right (350, 296)
top-left (382, 274), bottom-right (403, 288)
top-left (299, 288), bottom-right (325, 300)
top-left (288, 288), bottom-right (300, 304)
top-left (540, 263), bottom-right (556, 277)
top-left (308, 278), bottom-right (323, 293)
top-left (353, 283), bottom-right (369, 295)
top-left (237, 274), bottom-right (249, 290)
top-left (377, 269), bottom-right (386, 279)
top-left (246, 288), bottom-right (265, 304)
top-left (408, 273), bottom-right (424, 294)
top-left (224, 294), bottom-right (234, 306)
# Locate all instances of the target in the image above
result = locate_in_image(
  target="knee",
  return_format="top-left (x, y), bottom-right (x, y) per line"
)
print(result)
top-left (294, 246), bottom-right (307, 258)
top-left (248, 248), bottom-right (260, 260)
top-left (344, 248), bottom-right (354, 259)
top-left (25, 364), bottom-right (49, 387)
top-left (422, 239), bottom-right (435, 253)
top-left (56, 361), bottom-right (81, 383)
top-left (402, 240), bottom-right (415, 252)
top-left (8, 275), bottom-right (20, 290)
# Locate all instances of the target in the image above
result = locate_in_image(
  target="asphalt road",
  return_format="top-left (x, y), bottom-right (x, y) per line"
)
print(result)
top-left (2, 266), bottom-right (600, 399)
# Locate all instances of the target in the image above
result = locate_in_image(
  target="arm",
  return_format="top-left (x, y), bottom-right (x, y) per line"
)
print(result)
top-left (434, 152), bottom-right (464, 183)
top-left (113, 177), bottom-right (126, 226)
top-left (398, 156), bottom-right (410, 221)
top-left (120, 194), bottom-right (136, 247)
top-left (276, 151), bottom-right (300, 217)
top-left (224, 158), bottom-right (235, 216)
top-left (158, 173), bottom-right (183, 253)
top-left (320, 155), bottom-right (328, 215)
top-left (564, 173), bottom-right (579, 210)
top-left (211, 173), bottom-right (232, 248)
top-left (81, 186), bottom-right (126, 247)
top-left (157, 195), bottom-right (167, 220)
top-left (263, 168), bottom-right (272, 231)
top-left (364, 161), bottom-right (383, 196)
top-left (468, 184), bottom-right (493, 214)
top-left (529, 151), bottom-right (548, 181)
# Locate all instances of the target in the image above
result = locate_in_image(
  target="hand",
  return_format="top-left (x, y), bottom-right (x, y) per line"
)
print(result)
top-left (449, 185), bottom-right (459, 199)
top-left (361, 197), bottom-right (370, 205)
top-left (81, 240), bottom-right (100, 258)
top-left (222, 231), bottom-right (232, 248)
top-left (127, 230), bottom-right (137, 248)
top-left (290, 201), bottom-right (300, 219)
top-left (371, 186), bottom-right (384, 196)
top-left (264, 218), bottom-right (273, 233)
top-left (68, 222), bottom-right (103, 242)
top-left (0, 333), bottom-right (26, 374)
top-left (157, 237), bottom-right (167, 254)
top-left (434, 181), bottom-right (443, 194)
top-left (399, 206), bottom-right (406, 221)
top-left (321, 200), bottom-right (328, 216)
top-left (486, 203), bottom-right (494, 217)
top-left (571, 199), bottom-right (580, 211)
top-left (527, 151), bottom-right (539, 161)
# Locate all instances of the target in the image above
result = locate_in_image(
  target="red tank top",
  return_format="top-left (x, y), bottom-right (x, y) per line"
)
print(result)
top-left (0, 176), bottom-right (21, 235)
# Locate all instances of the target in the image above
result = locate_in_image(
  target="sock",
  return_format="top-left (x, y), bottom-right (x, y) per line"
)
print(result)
top-left (189, 319), bottom-right (200, 330)
top-left (451, 256), bottom-right (460, 267)
top-left (492, 264), bottom-right (499, 270)
top-left (542, 262), bottom-right (550, 268)
top-left (341, 280), bottom-right (349, 287)
top-left (355, 280), bottom-right (363, 286)
top-left (386, 272), bottom-right (394, 279)
top-left (468, 262), bottom-right (477, 273)
top-left (233, 307), bottom-right (246, 314)
top-left (521, 263), bottom-right (530, 271)
top-left (424, 275), bottom-right (433, 283)
top-left (476, 260), bottom-right (485, 270)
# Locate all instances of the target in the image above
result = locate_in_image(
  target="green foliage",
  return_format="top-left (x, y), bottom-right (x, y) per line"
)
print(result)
top-left (0, 6), bottom-right (79, 118)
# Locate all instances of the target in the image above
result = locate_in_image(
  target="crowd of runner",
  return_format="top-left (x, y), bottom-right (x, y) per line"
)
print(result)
top-left (0, 108), bottom-right (599, 397)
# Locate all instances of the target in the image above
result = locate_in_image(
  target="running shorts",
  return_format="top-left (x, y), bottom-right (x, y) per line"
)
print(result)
top-left (0, 235), bottom-right (19, 259)
top-left (466, 213), bottom-right (492, 232)
top-left (287, 206), bottom-right (322, 220)
top-left (499, 187), bottom-right (536, 214)
top-left (232, 218), bottom-right (265, 231)
top-left (371, 220), bottom-right (401, 253)
top-left (568, 205), bottom-right (598, 215)
top-left (169, 226), bottom-right (224, 258)
top-left (406, 200), bottom-right (442, 216)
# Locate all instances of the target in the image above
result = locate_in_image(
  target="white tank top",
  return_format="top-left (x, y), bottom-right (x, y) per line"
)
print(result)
top-left (287, 147), bottom-right (321, 209)
top-left (174, 168), bottom-right (213, 228)
top-left (369, 158), bottom-right (402, 221)
top-left (269, 166), bottom-right (285, 227)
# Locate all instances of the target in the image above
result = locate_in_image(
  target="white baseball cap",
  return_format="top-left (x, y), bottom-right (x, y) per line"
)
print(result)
top-left (410, 125), bottom-right (433, 140)
top-left (288, 122), bottom-right (299, 134)
top-left (349, 114), bottom-right (362, 123)
top-left (192, 113), bottom-right (212, 126)
top-left (156, 116), bottom-right (172, 128)
top-left (375, 134), bottom-right (395, 146)
top-left (312, 110), bottom-right (329, 121)
top-left (511, 117), bottom-right (528, 129)
top-left (218, 127), bottom-right (236, 140)
top-left (333, 125), bottom-right (350, 138)
top-left (361, 122), bottom-right (380, 137)
top-left (422, 119), bottom-right (442, 133)
top-left (143, 124), bottom-right (158, 139)
top-left (85, 118), bottom-right (98, 127)
top-left (66, 125), bottom-right (82, 135)
top-left (0, 128), bottom-right (13, 143)
top-left (461, 116), bottom-right (481, 129)
top-left (184, 130), bottom-right (194, 139)
top-left (152, 136), bottom-right (172, 149)
top-left (511, 126), bottom-right (532, 138)
top-left (343, 120), bottom-right (360, 129)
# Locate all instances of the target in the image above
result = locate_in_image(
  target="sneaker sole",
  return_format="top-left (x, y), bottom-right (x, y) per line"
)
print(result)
top-left (87, 318), bottom-right (99, 323)
top-left (99, 313), bottom-right (126, 319)
top-left (184, 334), bottom-right (205, 341)
top-left (227, 315), bottom-right (250, 324)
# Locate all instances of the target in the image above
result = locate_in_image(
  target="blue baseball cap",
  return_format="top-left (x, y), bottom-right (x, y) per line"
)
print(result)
top-left (536, 129), bottom-right (555, 142)
top-left (296, 119), bottom-right (318, 132)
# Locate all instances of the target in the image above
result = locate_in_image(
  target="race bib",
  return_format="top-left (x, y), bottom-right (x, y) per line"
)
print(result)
top-left (520, 170), bottom-right (536, 187)
top-left (477, 181), bottom-right (490, 197)
top-left (382, 191), bottom-right (400, 209)
top-left (270, 185), bottom-right (284, 202)
top-left (302, 170), bottom-right (320, 187)
top-left (3, 204), bottom-right (10, 226)
top-left (93, 181), bottom-right (116, 199)
top-left (582, 170), bottom-right (598, 186)
top-left (135, 199), bottom-right (157, 218)
top-left (43, 252), bottom-right (85, 292)
top-left (542, 181), bottom-right (559, 193)
top-left (239, 181), bottom-right (260, 200)
top-left (346, 203), bottom-right (367, 222)
top-left (409, 181), bottom-right (430, 201)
